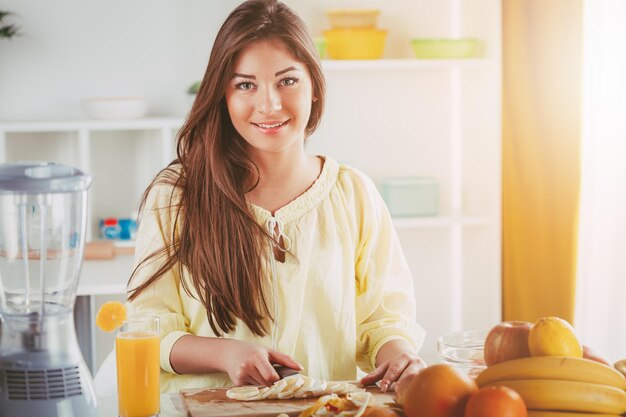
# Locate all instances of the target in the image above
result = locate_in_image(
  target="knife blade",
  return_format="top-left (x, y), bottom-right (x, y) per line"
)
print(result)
top-left (273, 364), bottom-right (300, 379)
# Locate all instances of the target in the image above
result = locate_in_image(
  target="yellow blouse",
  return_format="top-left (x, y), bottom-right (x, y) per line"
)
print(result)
top-left (127, 156), bottom-right (425, 393)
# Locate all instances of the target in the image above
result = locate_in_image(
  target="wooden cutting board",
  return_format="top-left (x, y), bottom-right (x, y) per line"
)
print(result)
top-left (180, 385), bottom-right (397, 417)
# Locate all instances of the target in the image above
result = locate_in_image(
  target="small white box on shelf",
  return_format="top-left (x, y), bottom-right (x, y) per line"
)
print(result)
top-left (379, 177), bottom-right (439, 217)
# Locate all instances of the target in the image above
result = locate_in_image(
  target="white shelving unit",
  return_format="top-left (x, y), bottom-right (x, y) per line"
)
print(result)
top-left (0, 118), bottom-right (182, 242)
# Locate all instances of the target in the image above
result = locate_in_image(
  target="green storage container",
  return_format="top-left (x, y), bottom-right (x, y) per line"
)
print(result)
top-left (380, 177), bottom-right (439, 217)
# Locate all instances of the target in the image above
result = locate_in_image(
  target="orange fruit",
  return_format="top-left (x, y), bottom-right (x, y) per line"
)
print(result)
top-left (398, 364), bottom-right (478, 417)
top-left (465, 386), bottom-right (527, 417)
top-left (528, 316), bottom-right (583, 357)
top-left (95, 301), bottom-right (127, 332)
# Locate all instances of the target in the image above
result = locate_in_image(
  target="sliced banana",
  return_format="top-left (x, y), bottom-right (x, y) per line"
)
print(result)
top-left (226, 386), bottom-right (261, 400)
top-left (227, 386), bottom-right (259, 395)
top-left (226, 375), bottom-right (365, 401)
top-left (295, 380), bottom-right (328, 398)
top-left (261, 378), bottom-right (288, 400)
top-left (326, 381), bottom-right (363, 395)
top-left (276, 376), bottom-right (305, 399)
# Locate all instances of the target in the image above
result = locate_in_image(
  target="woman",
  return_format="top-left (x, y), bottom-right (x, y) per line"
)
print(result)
top-left (128, 0), bottom-right (426, 393)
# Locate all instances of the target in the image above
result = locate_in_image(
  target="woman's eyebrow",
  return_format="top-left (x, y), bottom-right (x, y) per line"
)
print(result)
top-left (232, 73), bottom-right (255, 80)
top-left (232, 66), bottom-right (301, 80)
top-left (275, 66), bottom-right (300, 76)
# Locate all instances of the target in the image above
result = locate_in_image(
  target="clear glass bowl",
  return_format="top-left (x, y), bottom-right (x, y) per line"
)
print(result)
top-left (437, 330), bottom-right (487, 377)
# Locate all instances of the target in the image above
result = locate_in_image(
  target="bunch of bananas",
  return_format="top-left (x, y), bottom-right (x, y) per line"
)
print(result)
top-left (476, 356), bottom-right (626, 416)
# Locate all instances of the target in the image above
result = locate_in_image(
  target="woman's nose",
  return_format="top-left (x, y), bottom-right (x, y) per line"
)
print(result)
top-left (255, 86), bottom-right (282, 114)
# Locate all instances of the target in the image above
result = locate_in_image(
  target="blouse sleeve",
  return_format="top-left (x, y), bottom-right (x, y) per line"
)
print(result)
top-left (126, 182), bottom-right (190, 374)
top-left (354, 175), bottom-right (426, 373)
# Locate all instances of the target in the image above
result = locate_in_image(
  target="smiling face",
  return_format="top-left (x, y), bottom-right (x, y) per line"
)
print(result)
top-left (225, 38), bottom-right (315, 155)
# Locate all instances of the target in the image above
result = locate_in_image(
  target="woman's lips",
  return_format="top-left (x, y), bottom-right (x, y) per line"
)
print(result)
top-left (252, 120), bottom-right (289, 134)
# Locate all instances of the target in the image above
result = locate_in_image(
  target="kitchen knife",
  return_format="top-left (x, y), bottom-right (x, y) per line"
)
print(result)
top-left (273, 364), bottom-right (300, 379)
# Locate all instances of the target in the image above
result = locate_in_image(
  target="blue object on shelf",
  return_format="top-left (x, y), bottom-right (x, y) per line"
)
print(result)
top-left (99, 218), bottom-right (121, 240)
top-left (99, 217), bottom-right (137, 240)
top-left (118, 218), bottom-right (137, 240)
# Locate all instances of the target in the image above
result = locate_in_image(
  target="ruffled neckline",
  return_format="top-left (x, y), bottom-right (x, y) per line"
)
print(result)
top-left (248, 156), bottom-right (339, 225)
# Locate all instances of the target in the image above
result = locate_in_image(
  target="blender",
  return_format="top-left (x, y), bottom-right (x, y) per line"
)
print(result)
top-left (0, 162), bottom-right (98, 416)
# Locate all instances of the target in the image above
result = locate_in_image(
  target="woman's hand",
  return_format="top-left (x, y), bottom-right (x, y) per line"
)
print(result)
top-left (360, 339), bottom-right (426, 392)
top-left (169, 335), bottom-right (302, 386)
top-left (222, 339), bottom-right (303, 386)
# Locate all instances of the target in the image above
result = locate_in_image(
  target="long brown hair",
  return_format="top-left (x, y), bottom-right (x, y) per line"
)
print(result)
top-left (128, 0), bottom-right (326, 337)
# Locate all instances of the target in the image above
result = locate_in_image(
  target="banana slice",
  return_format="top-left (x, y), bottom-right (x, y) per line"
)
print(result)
top-left (324, 381), bottom-right (345, 393)
top-left (294, 380), bottom-right (328, 398)
top-left (227, 386), bottom-right (259, 395)
top-left (226, 386), bottom-right (262, 400)
top-left (326, 381), bottom-right (363, 395)
top-left (227, 375), bottom-right (365, 401)
top-left (277, 376), bottom-right (305, 399)
top-left (261, 378), bottom-right (288, 400)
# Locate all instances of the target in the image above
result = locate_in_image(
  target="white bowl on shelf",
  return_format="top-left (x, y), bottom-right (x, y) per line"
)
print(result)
top-left (82, 97), bottom-right (148, 119)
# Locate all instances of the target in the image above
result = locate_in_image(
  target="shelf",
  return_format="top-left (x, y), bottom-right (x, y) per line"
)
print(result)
top-left (78, 255), bottom-right (135, 296)
top-left (321, 58), bottom-right (491, 72)
top-left (0, 118), bottom-right (185, 133)
top-left (392, 215), bottom-right (493, 229)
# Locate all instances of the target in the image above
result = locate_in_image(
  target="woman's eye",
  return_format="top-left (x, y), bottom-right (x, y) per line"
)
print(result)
top-left (235, 82), bottom-right (254, 90)
top-left (280, 77), bottom-right (299, 87)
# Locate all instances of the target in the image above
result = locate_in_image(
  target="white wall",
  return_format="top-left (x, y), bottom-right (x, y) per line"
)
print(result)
top-left (0, 0), bottom-right (239, 120)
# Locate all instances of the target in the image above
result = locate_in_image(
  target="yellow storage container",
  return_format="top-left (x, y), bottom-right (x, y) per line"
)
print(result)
top-left (323, 28), bottom-right (387, 60)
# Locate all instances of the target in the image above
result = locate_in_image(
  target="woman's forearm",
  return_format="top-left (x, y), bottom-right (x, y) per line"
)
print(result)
top-left (169, 334), bottom-right (234, 374)
top-left (168, 335), bottom-right (301, 386)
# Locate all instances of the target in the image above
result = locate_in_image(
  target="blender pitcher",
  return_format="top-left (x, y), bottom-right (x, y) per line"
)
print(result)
top-left (0, 162), bottom-right (98, 417)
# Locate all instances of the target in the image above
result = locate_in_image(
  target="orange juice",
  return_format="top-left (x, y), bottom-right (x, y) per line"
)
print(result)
top-left (116, 330), bottom-right (160, 417)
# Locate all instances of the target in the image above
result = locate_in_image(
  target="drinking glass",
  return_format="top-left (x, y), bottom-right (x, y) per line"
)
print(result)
top-left (115, 316), bottom-right (160, 417)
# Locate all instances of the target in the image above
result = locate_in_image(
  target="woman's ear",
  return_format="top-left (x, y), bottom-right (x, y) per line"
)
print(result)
top-left (312, 96), bottom-right (318, 103)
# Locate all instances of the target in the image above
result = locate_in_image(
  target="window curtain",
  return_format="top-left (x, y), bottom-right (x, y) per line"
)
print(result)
top-left (502, 0), bottom-right (582, 323)
top-left (575, 0), bottom-right (626, 362)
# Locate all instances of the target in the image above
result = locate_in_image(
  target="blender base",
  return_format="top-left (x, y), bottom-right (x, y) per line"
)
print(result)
top-left (0, 312), bottom-right (98, 417)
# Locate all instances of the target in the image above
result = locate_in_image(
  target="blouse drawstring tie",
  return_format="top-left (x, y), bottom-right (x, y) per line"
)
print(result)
top-left (267, 216), bottom-right (290, 349)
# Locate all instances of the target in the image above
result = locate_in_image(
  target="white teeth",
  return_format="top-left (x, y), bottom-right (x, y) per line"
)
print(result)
top-left (256, 121), bottom-right (285, 129)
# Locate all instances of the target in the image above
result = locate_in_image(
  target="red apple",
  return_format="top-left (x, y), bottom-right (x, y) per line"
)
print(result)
top-left (484, 321), bottom-right (533, 366)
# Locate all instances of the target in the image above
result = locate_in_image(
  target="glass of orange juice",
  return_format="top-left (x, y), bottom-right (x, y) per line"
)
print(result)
top-left (115, 316), bottom-right (160, 417)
